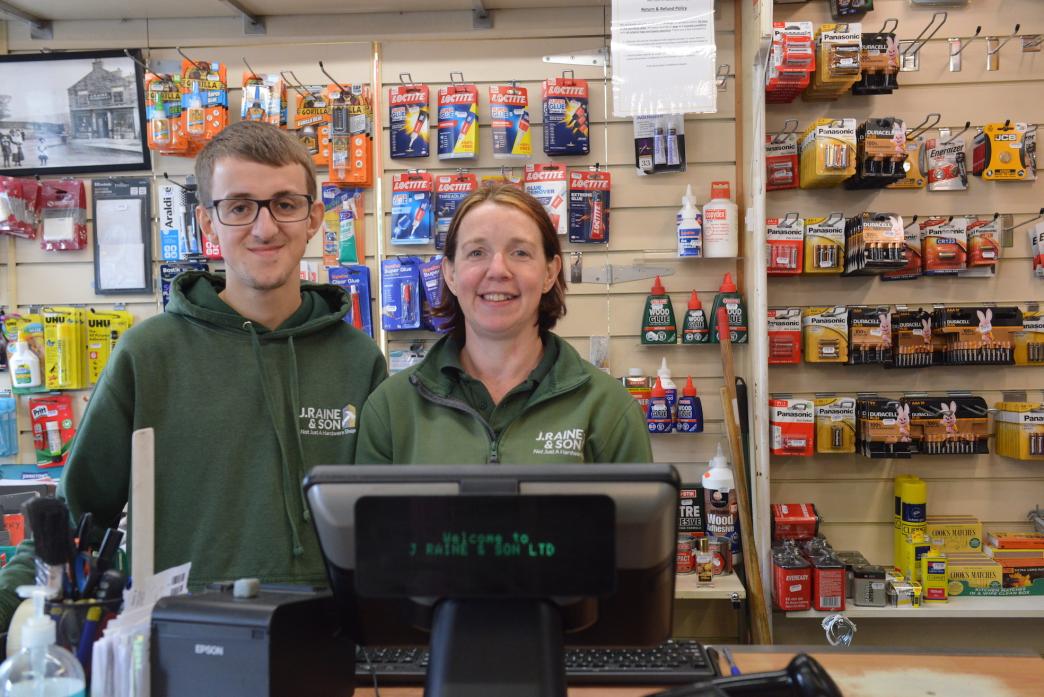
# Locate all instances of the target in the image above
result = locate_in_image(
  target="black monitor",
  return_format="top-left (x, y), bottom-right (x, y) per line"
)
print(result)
top-left (303, 464), bottom-right (680, 697)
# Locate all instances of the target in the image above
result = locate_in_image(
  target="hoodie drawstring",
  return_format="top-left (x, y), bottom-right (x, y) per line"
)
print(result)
top-left (286, 336), bottom-right (311, 523)
top-left (246, 322), bottom-right (306, 557)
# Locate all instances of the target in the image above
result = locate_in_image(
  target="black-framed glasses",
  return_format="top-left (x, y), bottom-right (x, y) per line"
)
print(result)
top-left (209, 194), bottom-right (314, 226)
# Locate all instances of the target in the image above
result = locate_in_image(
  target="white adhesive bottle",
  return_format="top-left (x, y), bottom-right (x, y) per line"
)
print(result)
top-left (9, 332), bottom-right (41, 389)
top-left (703, 444), bottom-right (740, 565)
top-left (656, 357), bottom-right (677, 412)
top-left (702, 181), bottom-right (738, 258)
top-left (676, 184), bottom-right (703, 258)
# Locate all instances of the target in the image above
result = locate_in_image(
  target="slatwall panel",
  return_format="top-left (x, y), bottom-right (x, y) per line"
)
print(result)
top-left (767, 0), bottom-right (1044, 650)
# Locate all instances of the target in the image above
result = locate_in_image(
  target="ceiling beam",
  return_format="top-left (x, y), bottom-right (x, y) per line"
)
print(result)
top-left (216, 0), bottom-right (266, 35)
top-left (0, 1), bottom-right (52, 40)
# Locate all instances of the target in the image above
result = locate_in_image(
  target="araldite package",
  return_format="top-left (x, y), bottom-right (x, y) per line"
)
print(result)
top-left (771, 503), bottom-right (821, 543)
top-left (523, 164), bottom-right (567, 236)
top-left (437, 83), bottom-right (479, 159)
top-left (328, 264), bottom-right (373, 337)
top-left (815, 396), bottom-right (856, 454)
top-left (39, 179), bottom-right (87, 251)
top-left (803, 306), bottom-right (848, 363)
top-left (920, 216), bottom-right (967, 275)
top-left (389, 83), bottom-right (430, 159)
top-left (848, 306), bottom-right (892, 365)
top-left (770, 397), bottom-right (815, 456)
top-left (160, 261), bottom-right (209, 309)
top-left (926, 136), bottom-right (968, 191)
top-left (489, 84), bottom-right (531, 159)
top-left (542, 76), bottom-right (589, 156)
top-left (321, 184), bottom-right (365, 266)
top-left (766, 133), bottom-right (799, 190)
top-left (434, 172), bottom-right (478, 250)
top-left (391, 171), bottom-right (434, 245)
top-left (767, 216), bottom-right (804, 275)
top-left (768, 308), bottom-right (802, 364)
top-left (381, 257), bottom-right (422, 331)
top-left (0, 177), bottom-right (41, 238)
top-left (28, 395), bottom-right (75, 468)
top-left (964, 217), bottom-right (1001, 269)
top-left (419, 256), bottom-right (450, 333)
top-left (568, 169), bottom-right (611, 244)
top-left (158, 180), bottom-right (200, 261)
top-left (803, 215), bottom-right (844, 274)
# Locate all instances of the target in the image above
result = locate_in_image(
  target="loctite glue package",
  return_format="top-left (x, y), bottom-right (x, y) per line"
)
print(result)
top-left (389, 83), bottom-right (430, 159)
top-left (768, 307), bottom-right (802, 364)
top-left (146, 72), bottom-right (189, 155)
top-left (391, 171), bottom-right (434, 245)
top-left (328, 264), bottom-right (373, 337)
top-left (241, 72), bottom-right (286, 126)
top-left (489, 84), bottom-right (531, 159)
top-left (419, 256), bottom-right (450, 333)
top-left (438, 83), bottom-right (479, 159)
top-left (766, 132), bottom-right (799, 190)
top-left (292, 85), bottom-right (331, 167)
top-left (926, 136), bottom-right (968, 191)
top-left (542, 76), bottom-right (589, 156)
top-left (86, 309), bottom-right (132, 387)
top-left (39, 179), bottom-right (87, 252)
top-left (770, 397), bottom-right (815, 456)
top-left (321, 184), bottom-right (365, 265)
top-left (920, 216), bottom-right (967, 275)
top-left (28, 395), bottom-right (75, 468)
top-left (803, 215), bottom-right (844, 274)
top-left (434, 172), bottom-right (478, 249)
top-left (973, 122), bottom-right (1035, 181)
top-left (767, 216), bottom-right (804, 275)
top-left (180, 59), bottom-right (228, 148)
top-left (381, 257), bottom-right (422, 331)
top-left (523, 164), bottom-right (567, 236)
top-left (568, 168), bottom-right (611, 244)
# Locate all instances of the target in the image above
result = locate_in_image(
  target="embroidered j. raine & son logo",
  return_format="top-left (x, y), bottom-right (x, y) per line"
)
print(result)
top-left (299, 404), bottom-right (357, 437)
top-left (533, 428), bottom-right (586, 457)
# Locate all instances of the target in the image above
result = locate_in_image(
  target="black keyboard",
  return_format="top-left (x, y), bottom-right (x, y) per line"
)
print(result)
top-left (354, 639), bottom-right (716, 685)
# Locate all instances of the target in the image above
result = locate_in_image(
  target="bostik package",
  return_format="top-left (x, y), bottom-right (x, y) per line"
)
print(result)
top-left (542, 76), bottom-right (589, 156)
top-left (160, 261), bottom-right (209, 309)
top-left (633, 115), bottom-right (686, 175)
top-left (434, 172), bottom-right (478, 250)
top-left (523, 164), bottom-right (568, 236)
top-left (381, 257), bottom-right (422, 331)
top-left (419, 256), bottom-right (450, 333)
top-left (389, 83), bottom-right (430, 159)
top-left (437, 83), bottom-right (479, 160)
top-left (328, 264), bottom-right (373, 337)
top-left (321, 184), bottom-right (365, 265)
top-left (926, 136), bottom-right (968, 191)
top-left (568, 169), bottom-right (611, 244)
top-left (489, 84), bottom-right (531, 159)
top-left (39, 179), bottom-right (87, 252)
top-left (391, 171), bottom-right (434, 245)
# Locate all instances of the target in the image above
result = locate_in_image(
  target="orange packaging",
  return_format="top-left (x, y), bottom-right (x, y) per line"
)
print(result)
top-left (3, 514), bottom-right (24, 546)
top-left (325, 83), bottom-right (373, 187)
top-left (145, 73), bottom-right (190, 155)
top-left (986, 531), bottom-right (1044, 550)
top-left (180, 59), bottom-right (228, 150)
top-left (292, 85), bottom-right (331, 167)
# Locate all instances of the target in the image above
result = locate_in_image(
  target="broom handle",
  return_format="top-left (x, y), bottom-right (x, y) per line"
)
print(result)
top-left (717, 307), bottom-right (772, 644)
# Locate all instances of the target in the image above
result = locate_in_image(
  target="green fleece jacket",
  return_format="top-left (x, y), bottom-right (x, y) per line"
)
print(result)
top-left (0, 272), bottom-right (386, 629)
top-left (355, 333), bottom-right (652, 464)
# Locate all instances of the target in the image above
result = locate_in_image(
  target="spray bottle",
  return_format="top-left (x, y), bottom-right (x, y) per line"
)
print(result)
top-left (676, 185), bottom-right (702, 258)
top-left (681, 290), bottom-right (709, 344)
top-left (676, 377), bottom-right (704, 433)
top-left (641, 276), bottom-right (677, 345)
top-left (0, 586), bottom-right (86, 696)
top-left (656, 357), bottom-right (678, 413)
top-left (708, 272), bottom-right (747, 344)
top-left (645, 377), bottom-right (673, 433)
top-left (703, 444), bottom-right (740, 564)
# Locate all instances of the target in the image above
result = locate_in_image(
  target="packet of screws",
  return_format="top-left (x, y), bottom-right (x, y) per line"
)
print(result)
top-left (906, 394), bottom-right (989, 456)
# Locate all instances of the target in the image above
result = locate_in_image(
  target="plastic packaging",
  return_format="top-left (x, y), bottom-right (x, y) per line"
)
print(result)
top-left (0, 586), bottom-right (85, 696)
top-left (703, 444), bottom-right (739, 563)
top-left (702, 181), bottom-right (738, 257)
top-left (676, 185), bottom-right (702, 258)
top-left (9, 332), bottom-right (41, 389)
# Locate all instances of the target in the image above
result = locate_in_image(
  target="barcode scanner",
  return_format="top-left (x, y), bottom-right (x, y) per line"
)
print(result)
top-left (649, 654), bottom-right (842, 697)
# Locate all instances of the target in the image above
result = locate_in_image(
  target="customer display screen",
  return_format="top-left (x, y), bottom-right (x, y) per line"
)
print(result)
top-left (354, 495), bottom-right (616, 598)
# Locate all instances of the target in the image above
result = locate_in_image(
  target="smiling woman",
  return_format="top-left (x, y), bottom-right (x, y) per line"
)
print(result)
top-left (354, 184), bottom-right (653, 466)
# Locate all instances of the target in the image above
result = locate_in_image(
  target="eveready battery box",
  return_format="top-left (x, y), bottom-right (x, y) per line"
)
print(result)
top-left (523, 164), bottom-right (568, 236)
top-left (438, 84), bottom-right (479, 159)
top-left (391, 171), bottom-right (433, 245)
top-left (489, 84), bottom-right (531, 159)
top-left (434, 172), bottom-right (477, 249)
top-left (542, 77), bottom-right (589, 156)
top-left (568, 169), bottom-right (611, 244)
top-left (389, 84), bottom-right (430, 158)
top-left (770, 397), bottom-right (815, 456)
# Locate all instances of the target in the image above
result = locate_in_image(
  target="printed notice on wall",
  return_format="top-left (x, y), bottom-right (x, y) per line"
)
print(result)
top-left (611, 0), bottom-right (717, 117)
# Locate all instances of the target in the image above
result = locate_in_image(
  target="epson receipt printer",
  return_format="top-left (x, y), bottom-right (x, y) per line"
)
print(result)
top-left (151, 585), bottom-right (354, 696)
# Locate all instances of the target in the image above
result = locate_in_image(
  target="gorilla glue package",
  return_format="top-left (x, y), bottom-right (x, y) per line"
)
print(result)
top-left (542, 75), bottom-right (589, 156)
top-left (489, 84), bottom-right (531, 159)
top-left (434, 172), bottom-right (477, 250)
top-left (438, 82), bottom-right (479, 159)
top-left (523, 164), bottom-right (568, 236)
top-left (568, 168), bottom-right (611, 244)
top-left (390, 171), bottom-right (433, 245)
top-left (389, 82), bottom-right (430, 159)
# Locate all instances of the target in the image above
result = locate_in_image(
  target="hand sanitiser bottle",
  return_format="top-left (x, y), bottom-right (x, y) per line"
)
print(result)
top-left (0, 586), bottom-right (86, 696)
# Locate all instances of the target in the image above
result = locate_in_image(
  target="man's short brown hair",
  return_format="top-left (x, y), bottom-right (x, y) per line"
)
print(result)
top-left (194, 121), bottom-right (317, 206)
top-left (433, 183), bottom-right (567, 342)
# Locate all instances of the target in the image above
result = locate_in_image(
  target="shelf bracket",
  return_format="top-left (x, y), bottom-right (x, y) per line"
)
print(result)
top-left (473, 0), bottom-right (492, 29)
top-left (217, 0), bottom-right (267, 35)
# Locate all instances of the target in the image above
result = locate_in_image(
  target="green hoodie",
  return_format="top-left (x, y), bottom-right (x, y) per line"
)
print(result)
top-left (355, 333), bottom-right (652, 464)
top-left (0, 272), bottom-right (386, 628)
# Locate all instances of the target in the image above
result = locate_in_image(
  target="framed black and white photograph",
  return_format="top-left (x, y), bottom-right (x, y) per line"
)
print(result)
top-left (0, 49), bottom-right (151, 177)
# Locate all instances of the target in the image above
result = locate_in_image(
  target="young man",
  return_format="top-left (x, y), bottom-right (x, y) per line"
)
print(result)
top-left (0, 121), bottom-right (386, 629)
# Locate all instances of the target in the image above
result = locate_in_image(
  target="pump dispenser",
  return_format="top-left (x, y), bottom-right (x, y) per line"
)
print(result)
top-left (0, 586), bottom-right (86, 696)
top-left (641, 276), bottom-right (677, 345)
top-left (681, 290), bottom-right (709, 344)
top-left (676, 184), bottom-right (702, 258)
top-left (703, 445), bottom-right (740, 564)
top-left (676, 377), bottom-right (704, 433)
top-left (708, 273), bottom-right (747, 344)
top-left (656, 357), bottom-right (678, 410)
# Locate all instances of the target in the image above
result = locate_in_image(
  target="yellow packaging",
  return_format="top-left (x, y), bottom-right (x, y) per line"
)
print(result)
top-left (926, 516), bottom-right (983, 553)
top-left (799, 118), bottom-right (857, 188)
top-left (43, 306), bottom-right (87, 390)
top-left (814, 396), bottom-right (856, 453)
top-left (920, 550), bottom-right (948, 603)
top-left (1014, 310), bottom-right (1043, 366)
top-left (947, 555), bottom-right (1003, 595)
top-left (803, 215), bottom-right (845, 274)
top-left (886, 136), bottom-right (927, 189)
top-left (977, 122), bottom-right (1033, 182)
top-left (899, 530), bottom-right (932, 583)
top-left (993, 401), bottom-right (1044, 461)
top-left (86, 309), bottom-right (134, 386)
top-left (802, 306), bottom-right (849, 363)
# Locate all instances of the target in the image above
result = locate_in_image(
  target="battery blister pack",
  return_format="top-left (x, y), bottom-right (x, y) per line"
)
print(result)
top-left (920, 217), bottom-right (967, 275)
top-left (972, 122), bottom-right (1035, 182)
top-left (767, 216), bottom-right (805, 275)
top-left (844, 212), bottom-right (906, 274)
top-left (768, 308), bottom-right (803, 364)
top-left (906, 395), bottom-right (989, 456)
top-left (844, 118), bottom-right (907, 189)
top-left (803, 214), bottom-right (845, 274)
top-left (771, 397), bottom-right (815, 456)
top-left (851, 29), bottom-right (898, 95)
top-left (766, 132), bottom-right (799, 190)
top-left (815, 396), bottom-right (856, 454)
top-left (803, 306), bottom-right (849, 363)
top-left (890, 308), bottom-right (934, 368)
top-left (887, 136), bottom-right (927, 189)
top-left (1014, 309), bottom-right (1044, 366)
top-left (804, 24), bottom-right (862, 101)
top-left (766, 22), bottom-right (815, 104)
top-left (799, 118), bottom-right (856, 188)
top-left (926, 136), bottom-right (968, 191)
top-left (964, 217), bottom-right (1001, 271)
top-left (933, 305), bottom-right (1022, 366)
top-left (857, 395), bottom-right (913, 459)
top-left (848, 306), bottom-right (892, 365)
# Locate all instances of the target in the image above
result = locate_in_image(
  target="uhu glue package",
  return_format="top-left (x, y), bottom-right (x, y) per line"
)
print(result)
top-left (87, 309), bottom-right (133, 386)
top-left (815, 396), bottom-right (856, 453)
top-left (42, 306), bottom-right (87, 391)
